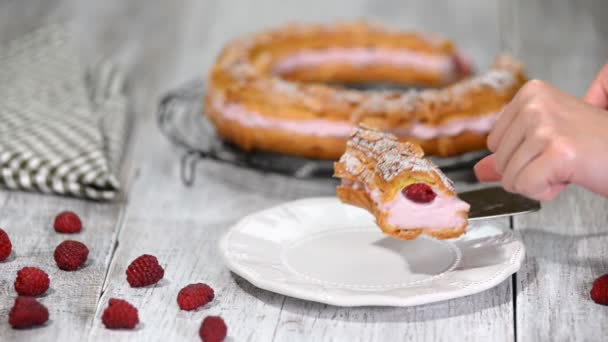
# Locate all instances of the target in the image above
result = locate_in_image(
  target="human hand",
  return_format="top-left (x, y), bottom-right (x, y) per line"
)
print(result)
top-left (584, 63), bottom-right (608, 109)
top-left (474, 77), bottom-right (608, 201)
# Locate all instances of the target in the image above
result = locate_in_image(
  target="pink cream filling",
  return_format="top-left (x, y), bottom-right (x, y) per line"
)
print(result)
top-left (214, 98), bottom-right (499, 139)
top-left (370, 188), bottom-right (470, 230)
top-left (272, 48), bottom-right (458, 78)
top-left (390, 113), bottom-right (499, 140)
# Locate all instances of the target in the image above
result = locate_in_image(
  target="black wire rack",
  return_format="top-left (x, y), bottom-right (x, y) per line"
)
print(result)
top-left (157, 79), bottom-right (488, 186)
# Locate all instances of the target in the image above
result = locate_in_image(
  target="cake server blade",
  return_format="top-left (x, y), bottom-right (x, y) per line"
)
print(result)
top-left (459, 186), bottom-right (541, 221)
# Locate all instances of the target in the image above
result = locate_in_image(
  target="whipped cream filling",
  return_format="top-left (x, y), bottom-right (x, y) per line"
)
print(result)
top-left (370, 188), bottom-right (470, 230)
top-left (212, 97), bottom-right (499, 139)
top-left (272, 48), bottom-right (458, 78)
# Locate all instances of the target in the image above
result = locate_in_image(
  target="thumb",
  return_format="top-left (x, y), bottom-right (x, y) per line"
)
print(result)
top-left (474, 154), bottom-right (501, 182)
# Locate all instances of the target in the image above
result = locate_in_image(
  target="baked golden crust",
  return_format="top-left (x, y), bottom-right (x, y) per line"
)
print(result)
top-left (206, 104), bottom-right (347, 160)
top-left (334, 126), bottom-right (469, 240)
top-left (206, 100), bottom-right (488, 159)
top-left (206, 21), bottom-right (527, 160)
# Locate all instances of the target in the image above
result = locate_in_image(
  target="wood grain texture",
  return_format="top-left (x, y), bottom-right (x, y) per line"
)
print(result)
top-left (0, 191), bottom-right (124, 341)
top-left (499, 0), bottom-right (608, 96)
top-left (500, 1), bottom-right (608, 341)
top-left (0, 0), bottom-right (516, 340)
top-left (84, 0), bottom-right (516, 341)
top-left (0, 2), bottom-right (127, 341)
top-left (4, 0), bottom-right (606, 340)
top-left (89, 118), bottom-right (515, 341)
top-left (514, 188), bottom-right (608, 342)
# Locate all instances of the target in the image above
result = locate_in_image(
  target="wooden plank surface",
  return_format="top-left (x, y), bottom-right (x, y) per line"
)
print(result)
top-left (3, 0), bottom-right (513, 340)
top-left (0, 2), bottom-right (127, 341)
top-left (2, 0), bottom-right (605, 340)
top-left (500, 0), bottom-right (608, 341)
top-left (84, 0), bottom-right (516, 341)
top-left (514, 189), bottom-right (608, 341)
top-left (88, 117), bottom-right (514, 342)
top-left (0, 190), bottom-right (124, 341)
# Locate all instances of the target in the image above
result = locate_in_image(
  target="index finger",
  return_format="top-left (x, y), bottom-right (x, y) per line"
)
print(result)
top-left (487, 82), bottom-right (533, 151)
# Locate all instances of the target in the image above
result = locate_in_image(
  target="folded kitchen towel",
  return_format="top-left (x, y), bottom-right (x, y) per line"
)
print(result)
top-left (0, 24), bottom-right (131, 200)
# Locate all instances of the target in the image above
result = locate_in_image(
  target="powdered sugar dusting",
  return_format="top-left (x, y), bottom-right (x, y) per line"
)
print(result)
top-left (343, 127), bottom-right (454, 190)
top-left (272, 79), bottom-right (301, 96)
top-left (333, 89), bottom-right (365, 104)
top-left (351, 68), bottom-right (516, 120)
top-left (228, 62), bottom-right (256, 80)
top-left (342, 152), bottom-right (364, 175)
top-left (454, 69), bottom-right (515, 94)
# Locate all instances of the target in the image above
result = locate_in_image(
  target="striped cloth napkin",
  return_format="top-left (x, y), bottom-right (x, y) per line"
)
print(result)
top-left (0, 25), bottom-right (131, 200)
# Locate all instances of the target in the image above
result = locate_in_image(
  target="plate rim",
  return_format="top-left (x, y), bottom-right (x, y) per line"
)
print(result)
top-left (219, 197), bottom-right (525, 307)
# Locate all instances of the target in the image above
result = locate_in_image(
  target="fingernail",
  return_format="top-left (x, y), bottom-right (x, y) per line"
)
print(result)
top-left (474, 155), bottom-right (501, 182)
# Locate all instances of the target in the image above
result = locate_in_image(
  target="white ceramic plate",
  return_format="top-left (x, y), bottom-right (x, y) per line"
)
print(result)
top-left (219, 197), bottom-right (525, 307)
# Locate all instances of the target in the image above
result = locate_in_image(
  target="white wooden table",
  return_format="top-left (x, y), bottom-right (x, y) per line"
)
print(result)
top-left (1, 0), bottom-right (607, 341)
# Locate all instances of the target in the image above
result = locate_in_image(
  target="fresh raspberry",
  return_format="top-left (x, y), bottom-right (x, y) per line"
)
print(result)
top-left (101, 298), bottom-right (139, 329)
top-left (0, 228), bottom-right (12, 261)
top-left (53, 211), bottom-right (82, 234)
top-left (590, 274), bottom-right (608, 305)
top-left (54, 240), bottom-right (89, 271)
top-left (126, 254), bottom-right (164, 287)
top-left (199, 316), bottom-right (227, 342)
top-left (402, 183), bottom-right (436, 203)
top-left (177, 283), bottom-right (215, 311)
top-left (14, 267), bottom-right (50, 296)
top-left (9, 296), bottom-right (49, 329)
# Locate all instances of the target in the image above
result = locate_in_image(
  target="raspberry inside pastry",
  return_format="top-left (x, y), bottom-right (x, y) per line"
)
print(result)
top-left (334, 126), bottom-right (470, 240)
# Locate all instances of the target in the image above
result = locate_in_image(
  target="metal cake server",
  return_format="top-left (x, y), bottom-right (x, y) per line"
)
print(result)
top-left (459, 186), bottom-right (541, 221)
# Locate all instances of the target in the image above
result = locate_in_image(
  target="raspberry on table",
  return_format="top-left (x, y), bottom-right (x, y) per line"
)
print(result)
top-left (9, 296), bottom-right (49, 329)
top-left (14, 267), bottom-right (50, 296)
top-left (402, 183), bottom-right (437, 203)
top-left (591, 274), bottom-right (608, 305)
top-left (53, 211), bottom-right (82, 234)
top-left (126, 254), bottom-right (165, 287)
top-left (0, 228), bottom-right (12, 261)
top-left (101, 298), bottom-right (139, 330)
top-left (54, 240), bottom-right (89, 271)
top-left (177, 283), bottom-right (215, 311)
top-left (199, 316), bottom-right (227, 342)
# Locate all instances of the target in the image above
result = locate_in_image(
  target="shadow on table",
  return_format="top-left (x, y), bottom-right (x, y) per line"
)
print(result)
top-left (231, 272), bottom-right (516, 323)
top-left (227, 228), bottom-right (607, 323)
top-left (226, 223), bottom-right (545, 323)
top-left (198, 162), bottom-right (338, 199)
top-left (516, 228), bottom-right (608, 295)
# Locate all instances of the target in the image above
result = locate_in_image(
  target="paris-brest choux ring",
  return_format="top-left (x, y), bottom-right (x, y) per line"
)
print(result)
top-left (206, 22), bottom-right (527, 160)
